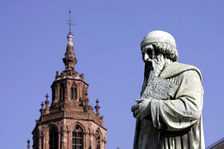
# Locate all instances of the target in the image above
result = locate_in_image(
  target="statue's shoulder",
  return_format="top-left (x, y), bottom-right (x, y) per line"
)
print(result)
top-left (160, 62), bottom-right (202, 81)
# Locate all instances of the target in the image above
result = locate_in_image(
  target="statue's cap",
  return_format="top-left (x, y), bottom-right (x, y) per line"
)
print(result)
top-left (141, 30), bottom-right (176, 50)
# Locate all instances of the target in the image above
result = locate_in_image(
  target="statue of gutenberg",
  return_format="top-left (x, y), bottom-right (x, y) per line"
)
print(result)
top-left (131, 30), bottom-right (204, 149)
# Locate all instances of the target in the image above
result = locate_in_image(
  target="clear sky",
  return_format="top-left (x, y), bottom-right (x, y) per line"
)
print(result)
top-left (0, 0), bottom-right (224, 148)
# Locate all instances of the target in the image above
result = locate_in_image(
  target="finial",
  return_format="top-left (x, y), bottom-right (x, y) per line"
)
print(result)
top-left (41, 102), bottom-right (44, 109)
top-left (45, 94), bottom-right (49, 109)
top-left (27, 139), bottom-right (30, 149)
top-left (66, 9), bottom-right (74, 35)
top-left (46, 93), bottom-right (49, 100)
top-left (94, 99), bottom-right (100, 117)
top-left (40, 102), bottom-right (44, 115)
top-left (56, 71), bottom-right (59, 79)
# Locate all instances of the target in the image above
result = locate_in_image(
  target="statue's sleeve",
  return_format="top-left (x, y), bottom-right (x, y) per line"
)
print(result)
top-left (149, 70), bottom-right (203, 131)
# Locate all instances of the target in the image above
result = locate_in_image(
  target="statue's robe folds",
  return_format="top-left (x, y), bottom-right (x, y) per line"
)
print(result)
top-left (133, 62), bottom-right (205, 149)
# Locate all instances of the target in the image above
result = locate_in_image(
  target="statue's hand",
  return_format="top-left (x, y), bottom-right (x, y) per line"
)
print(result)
top-left (131, 98), bottom-right (151, 120)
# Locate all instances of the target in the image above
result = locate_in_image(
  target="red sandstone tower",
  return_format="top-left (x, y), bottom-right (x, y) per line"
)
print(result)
top-left (30, 11), bottom-right (107, 149)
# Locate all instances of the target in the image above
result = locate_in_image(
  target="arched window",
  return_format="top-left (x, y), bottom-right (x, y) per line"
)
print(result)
top-left (60, 84), bottom-right (64, 100)
top-left (74, 88), bottom-right (77, 99)
top-left (72, 125), bottom-right (84, 149)
top-left (41, 135), bottom-right (44, 149)
top-left (71, 87), bottom-right (73, 100)
top-left (95, 129), bottom-right (101, 149)
top-left (52, 86), bottom-right (55, 101)
top-left (49, 126), bottom-right (58, 149)
top-left (71, 87), bottom-right (77, 100)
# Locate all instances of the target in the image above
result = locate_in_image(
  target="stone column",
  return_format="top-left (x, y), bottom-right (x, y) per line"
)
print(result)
top-left (40, 135), bottom-right (44, 149)
top-left (38, 135), bottom-right (41, 149)
top-left (62, 129), bottom-right (68, 149)
top-left (89, 130), bottom-right (93, 149)
top-left (68, 129), bottom-right (72, 149)
top-left (58, 131), bottom-right (61, 149)
top-left (84, 132), bottom-right (87, 149)
top-left (67, 129), bottom-right (71, 149)
top-left (45, 129), bottom-right (49, 149)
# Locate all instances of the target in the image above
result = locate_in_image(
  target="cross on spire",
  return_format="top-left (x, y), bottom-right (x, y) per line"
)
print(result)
top-left (66, 9), bottom-right (74, 35)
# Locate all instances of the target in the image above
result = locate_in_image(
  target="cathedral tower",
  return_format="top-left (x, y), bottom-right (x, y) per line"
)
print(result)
top-left (31, 10), bottom-right (107, 149)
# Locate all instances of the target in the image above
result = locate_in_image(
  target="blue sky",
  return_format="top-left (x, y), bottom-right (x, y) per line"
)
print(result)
top-left (0, 0), bottom-right (224, 148)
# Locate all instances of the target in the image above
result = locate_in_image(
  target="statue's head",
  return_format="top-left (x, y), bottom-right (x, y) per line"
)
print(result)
top-left (141, 30), bottom-right (178, 63)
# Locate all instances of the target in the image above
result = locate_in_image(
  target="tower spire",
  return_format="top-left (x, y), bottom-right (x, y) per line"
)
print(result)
top-left (63, 9), bottom-right (77, 70)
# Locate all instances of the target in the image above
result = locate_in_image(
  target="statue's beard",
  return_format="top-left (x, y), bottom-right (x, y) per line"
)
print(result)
top-left (146, 54), bottom-right (165, 77)
top-left (141, 55), bottom-right (166, 95)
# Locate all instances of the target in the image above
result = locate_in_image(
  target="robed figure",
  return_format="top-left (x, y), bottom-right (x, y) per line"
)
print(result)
top-left (131, 31), bottom-right (205, 149)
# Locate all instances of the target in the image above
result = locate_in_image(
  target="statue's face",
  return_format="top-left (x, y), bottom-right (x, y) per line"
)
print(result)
top-left (141, 44), bottom-right (167, 76)
top-left (141, 44), bottom-right (158, 63)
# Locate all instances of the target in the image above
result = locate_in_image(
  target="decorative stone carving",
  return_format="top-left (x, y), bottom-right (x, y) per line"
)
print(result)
top-left (141, 74), bottom-right (176, 100)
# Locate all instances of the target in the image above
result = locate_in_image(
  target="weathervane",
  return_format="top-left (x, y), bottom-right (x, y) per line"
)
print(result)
top-left (66, 9), bottom-right (74, 35)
